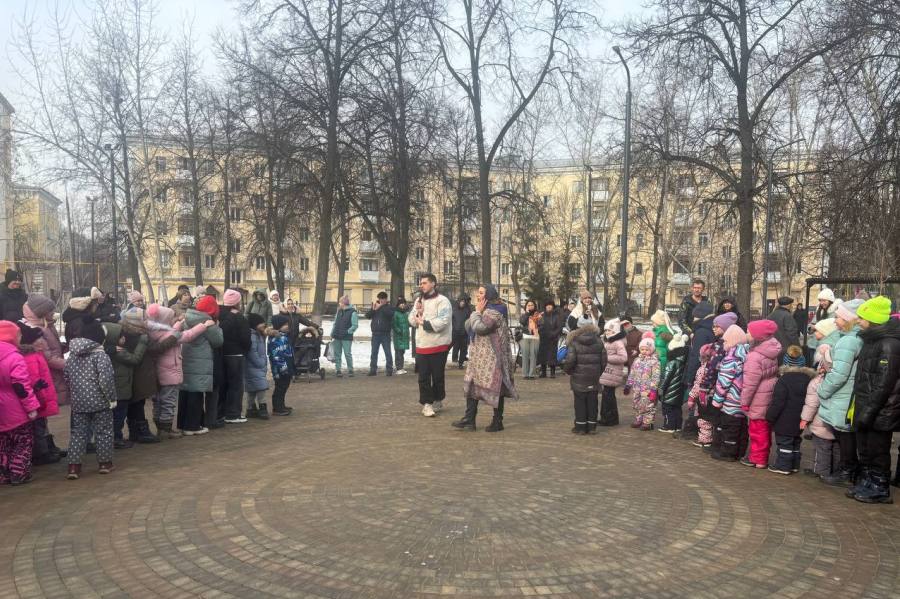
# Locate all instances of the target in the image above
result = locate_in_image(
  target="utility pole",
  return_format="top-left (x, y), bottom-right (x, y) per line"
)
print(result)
top-left (89, 196), bottom-right (96, 286)
top-left (105, 143), bottom-right (119, 303)
top-left (586, 165), bottom-right (593, 296)
top-left (613, 46), bottom-right (632, 315)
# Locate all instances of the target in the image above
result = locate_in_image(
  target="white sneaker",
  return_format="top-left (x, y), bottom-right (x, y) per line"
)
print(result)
top-left (184, 427), bottom-right (209, 436)
top-left (396, 369), bottom-right (407, 375)
top-left (432, 400), bottom-right (443, 412)
top-left (224, 418), bottom-right (248, 424)
top-left (422, 404), bottom-right (436, 417)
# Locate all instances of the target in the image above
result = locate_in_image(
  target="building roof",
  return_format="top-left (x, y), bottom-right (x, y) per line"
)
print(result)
top-left (12, 183), bottom-right (62, 207)
top-left (0, 92), bottom-right (14, 115)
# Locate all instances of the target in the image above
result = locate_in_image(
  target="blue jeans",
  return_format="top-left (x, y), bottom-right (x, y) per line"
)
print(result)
top-left (370, 332), bottom-right (394, 373)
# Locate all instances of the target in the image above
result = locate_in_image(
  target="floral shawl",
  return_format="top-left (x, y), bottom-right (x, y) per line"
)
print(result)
top-left (462, 306), bottom-right (518, 407)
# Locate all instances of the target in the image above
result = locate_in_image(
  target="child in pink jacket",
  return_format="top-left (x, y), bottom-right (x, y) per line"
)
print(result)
top-left (740, 320), bottom-right (782, 468)
top-left (0, 321), bottom-right (40, 485)
top-left (16, 322), bottom-right (58, 430)
top-left (599, 318), bottom-right (628, 426)
top-left (627, 332), bottom-right (661, 430)
top-left (687, 343), bottom-right (717, 447)
top-left (146, 304), bottom-right (213, 438)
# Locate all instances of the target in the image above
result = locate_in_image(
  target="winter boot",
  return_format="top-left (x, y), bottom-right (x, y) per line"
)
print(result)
top-left (113, 436), bottom-right (133, 450)
top-left (246, 406), bottom-right (259, 419)
top-left (452, 399), bottom-right (478, 431)
top-left (587, 422), bottom-right (598, 435)
top-left (550, 367), bottom-right (556, 379)
top-left (821, 468), bottom-right (855, 488)
top-left (257, 403), bottom-right (270, 420)
top-left (66, 464), bottom-right (81, 480)
top-left (135, 421), bottom-right (161, 444)
top-left (846, 468), bottom-right (873, 499)
top-left (892, 460), bottom-right (900, 488)
top-left (98, 462), bottom-right (115, 475)
top-left (33, 450), bottom-right (62, 466)
top-left (571, 423), bottom-right (588, 434)
top-left (47, 434), bottom-right (67, 458)
top-left (157, 421), bottom-right (179, 439)
top-left (851, 470), bottom-right (893, 504)
top-left (485, 409), bottom-right (504, 433)
top-left (630, 419), bottom-right (642, 429)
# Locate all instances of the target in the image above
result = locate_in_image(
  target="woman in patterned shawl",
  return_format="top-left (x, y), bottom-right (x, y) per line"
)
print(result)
top-left (452, 284), bottom-right (518, 433)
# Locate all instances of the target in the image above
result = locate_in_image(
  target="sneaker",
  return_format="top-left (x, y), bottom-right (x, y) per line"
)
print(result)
top-left (432, 400), bottom-right (443, 413)
top-left (66, 464), bottom-right (81, 480)
top-left (224, 418), bottom-right (248, 424)
top-left (348, 372), bottom-right (355, 378)
top-left (396, 369), bottom-right (407, 375)
top-left (740, 458), bottom-right (766, 469)
top-left (691, 441), bottom-right (705, 448)
top-left (767, 465), bottom-right (792, 475)
top-left (335, 371), bottom-right (343, 378)
top-left (113, 439), bottom-right (134, 450)
top-left (183, 427), bottom-right (209, 436)
top-left (422, 404), bottom-right (436, 417)
top-left (658, 427), bottom-right (675, 433)
top-left (273, 408), bottom-right (293, 416)
top-left (98, 462), bottom-right (115, 475)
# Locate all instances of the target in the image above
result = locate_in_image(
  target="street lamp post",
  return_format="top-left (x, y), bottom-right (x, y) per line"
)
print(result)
top-left (613, 46), bottom-right (632, 315)
top-left (586, 165), bottom-right (593, 296)
top-left (89, 196), bottom-right (96, 286)
top-left (104, 143), bottom-right (119, 304)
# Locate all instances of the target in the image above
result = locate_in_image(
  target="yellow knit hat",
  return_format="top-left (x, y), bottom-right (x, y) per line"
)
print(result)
top-left (857, 296), bottom-right (892, 325)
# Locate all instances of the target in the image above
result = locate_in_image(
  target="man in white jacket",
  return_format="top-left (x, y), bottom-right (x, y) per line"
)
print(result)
top-left (409, 273), bottom-right (453, 416)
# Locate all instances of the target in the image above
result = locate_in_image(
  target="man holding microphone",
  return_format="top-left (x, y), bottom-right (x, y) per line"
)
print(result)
top-left (409, 274), bottom-right (453, 417)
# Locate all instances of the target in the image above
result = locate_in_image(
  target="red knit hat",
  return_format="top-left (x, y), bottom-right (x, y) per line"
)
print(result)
top-left (195, 295), bottom-right (219, 318)
top-left (747, 319), bottom-right (778, 340)
top-left (0, 320), bottom-right (21, 344)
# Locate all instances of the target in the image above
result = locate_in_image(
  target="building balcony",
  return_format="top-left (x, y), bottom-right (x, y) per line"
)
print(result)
top-left (173, 169), bottom-right (192, 182)
top-left (766, 271), bottom-right (782, 283)
top-left (463, 216), bottom-right (479, 231)
top-left (359, 270), bottom-right (380, 283)
top-left (176, 234), bottom-right (195, 247)
top-left (591, 219), bottom-right (609, 230)
top-left (359, 240), bottom-right (379, 254)
top-left (671, 273), bottom-right (691, 285)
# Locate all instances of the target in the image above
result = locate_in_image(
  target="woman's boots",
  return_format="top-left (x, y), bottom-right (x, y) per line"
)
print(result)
top-left (485, 398), bottom-right (505, 432)
top-left (452, 399), bottom-right (478, 431)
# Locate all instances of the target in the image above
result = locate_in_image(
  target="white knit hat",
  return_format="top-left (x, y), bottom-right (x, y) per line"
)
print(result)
top-left (817, 288), bottom-right (835, 303)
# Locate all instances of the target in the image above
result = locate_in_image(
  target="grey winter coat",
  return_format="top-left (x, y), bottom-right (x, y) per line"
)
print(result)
top-left (180, 308), bottom-right (224, 392)
top-left (768, 306), bottom-right (799, 350)
top-left (64, 338), bottom-right (117, 413)
top-left (244, 330), bottom-right (269, 392)
top-left (245, 289), bottom-right (273, 325)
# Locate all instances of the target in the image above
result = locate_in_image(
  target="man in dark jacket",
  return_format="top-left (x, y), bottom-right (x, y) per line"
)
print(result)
top-left (561, 320), bottom-right (607, 434)
top-left (846, 297), bottom-right (900, 504)
top-left (0, 269), bottom-right (27, 321)
top-left (366, 291), bottom-right (395, 376)
top-left (451, 294), bottom-right (473, 369)
top-left (769, 296), bottom-right (800, 354)
top-left (218, 289), bottom-right (252, 424)
top-left (679, 279), bottom-right (707, 335)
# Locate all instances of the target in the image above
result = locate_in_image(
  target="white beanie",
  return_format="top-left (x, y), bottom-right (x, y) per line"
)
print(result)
top-left (817, 288), bottom-right (835, 303)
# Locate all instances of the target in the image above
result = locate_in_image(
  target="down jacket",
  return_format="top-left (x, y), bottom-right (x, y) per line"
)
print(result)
top-left (22, 305), bottom-right (68, 406)
top-left (20, 346), bottom-right (58, 419)
top-left (816, 326), bottom-right (863, 432)
top-left (101, 321), bottom-right (148, 402)
top-left (767, 366), bottom-right (816, 436)
top-left (147, 307), bottom-right (209, 387)
top-left (685, 314), bottom-right (716, 392)
top-left (599, 332), bottom-right (628, 388)
top-left (768, 306), bottom-right (799, 351)
top-left (180, 308), bottom-right (224, 392)
top-left (851, 318), bottom-right (900, 431)
top-left (0, 341), bottom-right (39, 432)
top-left (244, 330), bottom-right (269, 392)
top-left (802, 374), bottom-right (833, 440)
top-left (659, 346), bottom-right (688, 407)
top-left (64, 337), bottom-right (117, 413)
top-left (740, 337), bottom-right (782, 420)
top-left (713, 343), bottom-right (749, 416)
top-left (562, 323), bottom-right (607, 393)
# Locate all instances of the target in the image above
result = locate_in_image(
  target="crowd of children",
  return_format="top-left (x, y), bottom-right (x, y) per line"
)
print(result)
top-left (0, 286), bottom-right (304, 484)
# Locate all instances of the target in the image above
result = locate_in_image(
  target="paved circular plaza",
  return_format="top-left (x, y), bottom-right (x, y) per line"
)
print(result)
top-left (2, 372), bottom-right (899, 598)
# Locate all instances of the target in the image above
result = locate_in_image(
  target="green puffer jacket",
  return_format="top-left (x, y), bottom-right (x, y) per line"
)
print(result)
top-left (180, 308), bottom-right (224, 392)
top-left (653, 324), bottom-right (673, 370)
top-left (659, 346), bottom-right (688, 406)
top-left (102, 321), bottom-right (148, 402)
top-left (816, 326), bottom-right (863, 432)
top-left (393, 309), bottom-right (411, 350)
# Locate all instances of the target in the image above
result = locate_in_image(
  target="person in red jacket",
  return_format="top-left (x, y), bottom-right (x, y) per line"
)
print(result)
top-left (16, 322), bottom-right (59, 466)
top-left (0, 320), bottom-right (40, 485)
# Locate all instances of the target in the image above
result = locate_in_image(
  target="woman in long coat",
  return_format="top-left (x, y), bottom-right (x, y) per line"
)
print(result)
top-left (452, 285), bottom-right (518, 432)
top-left (536, 299), bottom-right (564, 378)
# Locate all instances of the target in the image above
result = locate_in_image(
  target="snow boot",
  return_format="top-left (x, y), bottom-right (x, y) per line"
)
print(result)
top-left (452, 399), bottom-right (477, 431)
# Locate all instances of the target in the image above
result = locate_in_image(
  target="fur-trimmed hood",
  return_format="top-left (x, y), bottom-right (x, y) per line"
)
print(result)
top-left (566, 322), bottom-right (600, 346)
top-left (779, 365), bottom-right (816, 378)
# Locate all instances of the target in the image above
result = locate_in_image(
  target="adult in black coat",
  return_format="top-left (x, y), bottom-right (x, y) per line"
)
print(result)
top-left (683, 301), bottom-right (715, 396)
top-left (715, 296), bottom-right (747, 330)
top-left (451, 295), bottom-right (473, 368)
top-left (284, 298), bottom-right (316, 348)
top-left (218, 295), bottom-right (252, 423)
top-left (537, 300), bottom-right (564, 378)
top-left (768, 296), bottom-right (800, 354)
top-left (0, 269), bottom-right (26, 321)
top-left (562, 322), bottom-right (607, 433)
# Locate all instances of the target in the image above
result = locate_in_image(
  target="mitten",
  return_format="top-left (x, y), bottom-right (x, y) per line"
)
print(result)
top-left (740, 404), bottom-right (750, 413)
top-left (648, 390), bottom-right (657, 403)
top-left (623, 385), bottom-right (632, 395)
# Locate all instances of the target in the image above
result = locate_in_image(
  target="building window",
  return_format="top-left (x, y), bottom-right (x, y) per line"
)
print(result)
top-left (156, 221), bottom-right (168, 236)
top-left (154, 156), bottom-right (167, 173)
top-left (229, 207), bottom-right (241, 221)
top-left (159, 250), bottom-right (172, 269)
top-left (204, 255), bottom-right (215, 269)
top-left (721, 212), bottom-right (735, 227)
top-left (636, 233), bottom-right (644, 248)
top-left (541, 250), bottom-right (551, 262)
top-left (299, 257), bottom-right (309, 271)
top-left (570, 235), bottom-right (583, 249)
top-left (444, 233), bottom-right (454, 249)
top-left (178, 251), bottom-right (195, 267)
top-left (230, 270), bottom-right (243, 285)
top-left (568, 263), bottom-right (581, 278)
top-left (543, 195), bottom-right (551, 208)
top-left (722, 245), bottom-right (732, 259)
top-left (696, 261), bottom-right (707, 275)
top-left (297, 227), bottom-right (309, 242)
top-left (720, 274), bottom-right (733, 290)
top-left (414, 218), bottom-right (425, 232)
top-left (155, 187), bottom-right (167, 202)
top-left (443, 260), bottom-right (455, 275)
top-left (673, 259), bottom-right (690, 275)
top-left (204, 192), bottom-right (215, 206)
top-left (255, 256), bottom-right (266, 271)
top-left (251, 194), bottom-right (264, 209)
top-left (178, 216), bottom-right (193, 236)
top-left (698, 232), bottom-right (709, 248)
top-left (501, 263), bottom-right (510, 276)
top-left (230, 239), bottom-right (241, 254)
top-left (415, 247), bottom-right (425, 260)
top-left (230, 177), bottom-right (248, 192)
top-left (636, 206), bottom-right (647, 219)
top-left (571, 181), bottom-right (584, 194)
top-left (199, 160), bottom-right (214, 176)
top-left (635, 262), bottom-right (643, 275)
top-left (360, 258), bottom-right (378, 272)
top-left (361, 229), bottom-right (373, 242)
top-left (177, 156), bottom-right (190, 171)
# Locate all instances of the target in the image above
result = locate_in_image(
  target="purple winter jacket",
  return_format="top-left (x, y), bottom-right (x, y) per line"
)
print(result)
top-left (740, 336), bottom-right (782, 420)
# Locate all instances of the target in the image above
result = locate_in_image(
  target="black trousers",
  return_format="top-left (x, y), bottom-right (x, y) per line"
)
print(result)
top-left (180, 391), bottom-right (207, 432)
top-left (451, 333), bottom-right (469, 365)
top-left (219, 355), bottom-right (246, 420)
top-left (661, 403), bottom-right (683, 431)
top-left (415, 350), bottom-right (449, 405)
top-left (272, 376), bottom-right (291, 411)
top-left (714, 412), bottom-right (748, 460)
top-left (395, 348), bottom-right (405, 371)
top-left (599, 386), bottom-right (619, 426)
top-left (573, 390), bottom-right (599, 425)
top-left (835, 430), bottom-right (859, 473)
top-left (856, 426), bottom-right (893, 473)
top-left (774, 434), bottom-right (802, 471)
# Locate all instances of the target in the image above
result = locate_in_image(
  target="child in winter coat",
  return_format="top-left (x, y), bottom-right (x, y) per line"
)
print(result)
top-left (268, 314), bottom-right (295, 416)
top-left (649, 310), bottom-right (674, 370)
top-left (658, 334), bottom-right (689, 433)
top-left (598, 318), bottom-right (628, 426)
top-left (766, 347), bottom-right (816, 475)
top-left (0, 321), bottom-right (40, 485)
top-left (15, 322), bottom-right (58, 466)
top-left (244, 313), bottom-right (270, 420)
top-left (65, 320), bottom-right (117, 479)
top-left (800, 319), bottom-right (840, 478)
top-left (627, 332), bottom-right (661, 430)
top-left (740, 319), bottom-right (782, 468)
top-left (687, 343), bottom-right (717, 447)
top-left (146, 303), bottom-right (212, 438)
top-left (392, 298), bottom-right (411, 375)
top-left (711, 324), bottom-right (750, 461)
top-left (562, 317), bottom-right (607, 434)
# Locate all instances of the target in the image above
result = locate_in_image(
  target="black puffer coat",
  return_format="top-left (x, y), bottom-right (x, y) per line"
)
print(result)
top-left (561, 324), bottom-right (607, 392)
top-left (766, 366), bottom-right (816, 436)
top-left (219, 306), bottom-right (251, 356)
top-left (537, 309), bottom-right (564, 366)
top-left (0, 283), bottom-right (26, 321)
top-left (852, 319), bottom-right (900, 431)
top-left (659, 346), bottom-right (688, 406)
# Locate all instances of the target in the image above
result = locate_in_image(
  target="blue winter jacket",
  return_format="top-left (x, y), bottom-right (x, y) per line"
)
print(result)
top-left (268, 332), bottom-right (294, 379)
top-left (244, 330), bottom-right (269, 392)
top-left (817, 326), bottom-right (863, 432)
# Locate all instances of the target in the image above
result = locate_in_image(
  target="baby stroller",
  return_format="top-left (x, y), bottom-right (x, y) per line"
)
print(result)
top-left (294, 327), bottom-right (327, 382)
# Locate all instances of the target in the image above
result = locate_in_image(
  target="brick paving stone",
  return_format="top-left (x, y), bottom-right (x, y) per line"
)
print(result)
top-left (1, 371), bottom-right (899, 598)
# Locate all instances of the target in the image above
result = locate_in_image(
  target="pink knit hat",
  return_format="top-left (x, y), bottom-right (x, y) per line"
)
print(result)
top-left (639, 331), bottom-right (655, 351)
top-left (128, 290), bottom-right (144, 305)
top-left (223, 289), bottom-right (242, 307)
top-left (147, 303), bottom-right (175, 325)
top-left (723, 324), bottom-right (748, 349)
top-left (747, 319), bottom-right (778, 340)
top-left (0, 320), bottom-right (20, 344)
